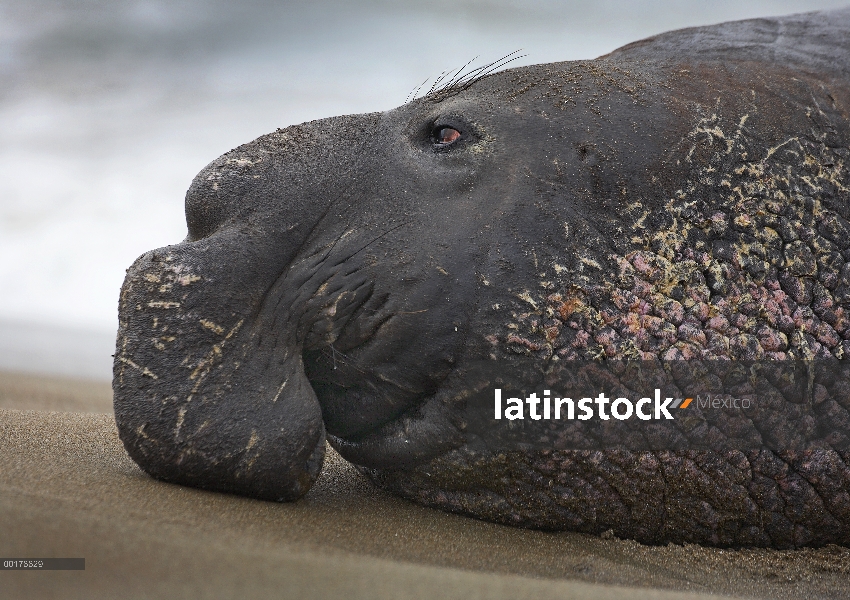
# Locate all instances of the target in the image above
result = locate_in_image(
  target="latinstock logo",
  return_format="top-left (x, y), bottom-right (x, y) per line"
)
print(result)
top-left (493, 389), bottom-right (697, 421)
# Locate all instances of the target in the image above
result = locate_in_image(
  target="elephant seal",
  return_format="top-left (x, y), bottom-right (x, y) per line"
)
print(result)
top-left (114, 8), bottom-right (850, 548)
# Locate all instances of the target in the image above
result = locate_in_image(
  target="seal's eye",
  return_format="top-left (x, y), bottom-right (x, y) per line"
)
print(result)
top-left (433, 126), bottom-right (461, 146)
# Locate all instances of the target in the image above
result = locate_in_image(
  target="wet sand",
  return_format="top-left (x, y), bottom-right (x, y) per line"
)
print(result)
top-left (2, 371), bottom-right (849, 599)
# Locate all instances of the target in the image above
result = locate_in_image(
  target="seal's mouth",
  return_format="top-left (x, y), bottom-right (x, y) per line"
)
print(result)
top-left (303, 332), bottom-right (435, 434)
top-left (324, 391), bottom-right (464, 470)
top-left (302, 315), bottom-right (468, 469)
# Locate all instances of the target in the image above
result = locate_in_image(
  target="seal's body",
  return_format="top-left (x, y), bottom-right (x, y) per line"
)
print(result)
top-left (114, 9), bottom-right (850, 547)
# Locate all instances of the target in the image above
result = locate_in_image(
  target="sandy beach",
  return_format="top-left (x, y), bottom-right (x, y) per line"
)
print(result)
top-left (2, 370), bottom-right (849, 599)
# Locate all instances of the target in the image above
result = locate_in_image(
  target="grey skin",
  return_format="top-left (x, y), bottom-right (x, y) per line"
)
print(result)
top-left (115, 8), bottom-right (850, 547)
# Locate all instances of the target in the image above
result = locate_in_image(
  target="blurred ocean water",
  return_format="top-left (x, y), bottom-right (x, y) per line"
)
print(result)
top-left (1, 0), bottom-right (848, 379)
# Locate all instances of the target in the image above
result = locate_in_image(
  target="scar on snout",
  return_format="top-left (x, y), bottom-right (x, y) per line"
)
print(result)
top-left (271, 379), bottom-right (288, 403)
top-left (118, 356), bottom-right (159, 380)
top-left (176, 274), bottom-right (201, 286)
top-left (147, 301), bottom-right (180, 309)
top-left (187, 319), bottom-right (246, 398)
top-left (200, 319), bottom-right (226, 335)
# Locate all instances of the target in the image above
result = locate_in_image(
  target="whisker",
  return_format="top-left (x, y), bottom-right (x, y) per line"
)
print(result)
top-left (405, 76), bottom-right (430, 104)
top-left (426, 69), bottom-right (453, 96)
top-left (442, 56), bottom-right (479, 89)
top-left (422, 51), bottom-right (526, 102)
top-left (348, 221), bottom-right (411, 258)
top-left (322, 344), bottom-right (369, 374)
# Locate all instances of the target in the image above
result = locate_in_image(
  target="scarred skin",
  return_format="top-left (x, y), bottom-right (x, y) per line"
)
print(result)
top-left (114, 9), bottom-right (850, 547)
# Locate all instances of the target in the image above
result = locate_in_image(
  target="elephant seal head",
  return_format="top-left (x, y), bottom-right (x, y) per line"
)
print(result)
top-left (115, 8), bottom-right (850, 546)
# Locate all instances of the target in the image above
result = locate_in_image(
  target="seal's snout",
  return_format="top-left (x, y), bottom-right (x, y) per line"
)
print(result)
top-left (113, 234), bottom-right (328, 502)
top-left (115, 113), bottom-right (385, 502)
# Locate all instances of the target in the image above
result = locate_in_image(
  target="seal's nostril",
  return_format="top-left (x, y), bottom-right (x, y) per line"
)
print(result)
top-left (185, 165), bottom-right (230, 241)
top-left (185, 188), bottom-right (224, 241)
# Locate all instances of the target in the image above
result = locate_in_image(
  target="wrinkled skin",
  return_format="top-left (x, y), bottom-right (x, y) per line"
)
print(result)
top-left (115, 9), bottom-right (850, 547)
